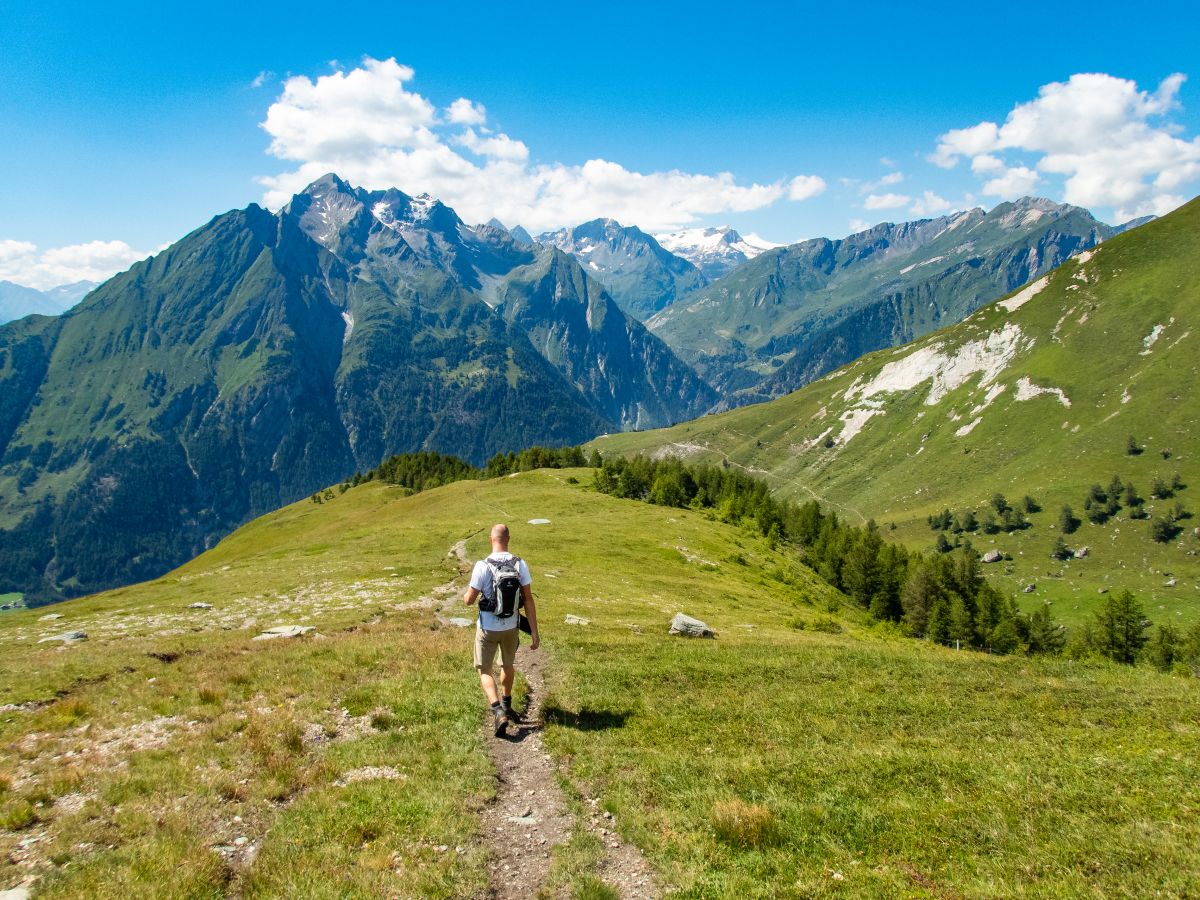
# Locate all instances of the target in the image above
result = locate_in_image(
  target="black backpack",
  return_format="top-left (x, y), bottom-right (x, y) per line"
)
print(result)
top-left (479, 555), bottom-right (523, 619)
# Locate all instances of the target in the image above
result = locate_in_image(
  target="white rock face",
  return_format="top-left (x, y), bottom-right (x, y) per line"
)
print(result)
top-left (1014, 376), bottom-right (1072, 408)
top-left (998, 275), bottom-right (1049, 313)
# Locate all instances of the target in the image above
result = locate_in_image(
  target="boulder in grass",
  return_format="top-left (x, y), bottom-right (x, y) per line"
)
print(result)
top-left (189, 602), bottom-right (213, 609)
top-left (1073, 547), bottom-right (1089, 559)
top-left (669, 613), bottom-right (716, 638)
top-left (1023, 584), bottom-right (1036, 594)
top-left (39, 613), bottom-right (64, 621)
top-left (38, 631), bottom-right (87, 644)
top-left (981, 550), bottom-right (1002, 563)
top-left (253, 625), bottom-right (315, 641)
top-left (564, 614), bottom-right (591, 626)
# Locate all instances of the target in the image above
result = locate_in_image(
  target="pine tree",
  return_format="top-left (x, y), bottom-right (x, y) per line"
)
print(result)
top-left (1051, 536), bottom-right (1070, 560)
top-left (1122, 482), bottom-right (1140, 507)
top-left (926, 597), bottom-right (952, 644)
top-left (1022, 495), bottom-right (1040, 513)
top-left (1126, 435), bottom-right (1141, 455)
top-left (1059, 505), bottom-right (1079, 534)
top-left (1147, 624), bottom-right (1180, 672)
top-left (949, 595), bottom-right (974, 648)
top-left (1022, 605), bottom-right (1065, 655)
top-left (900, 564), bottom-right (935, 637)
top-left (934, 533), bottom-right (952, 554)
top-left (1093, 590), bottom-right (1150, 664)
top-left (1151, 475), bottom-right (1169, 499)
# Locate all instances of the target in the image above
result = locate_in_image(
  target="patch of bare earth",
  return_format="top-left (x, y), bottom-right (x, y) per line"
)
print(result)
top-left (483, 651), bottom-right (659, 899)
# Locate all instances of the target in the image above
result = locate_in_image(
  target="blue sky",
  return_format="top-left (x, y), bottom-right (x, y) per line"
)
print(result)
top-left (2, 0), bottom-right (1199, 288)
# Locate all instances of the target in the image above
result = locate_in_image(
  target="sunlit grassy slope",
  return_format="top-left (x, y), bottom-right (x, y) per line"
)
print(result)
top-left (3, 471), bottom-right (1199, 897)
top-left (593, 197), bottom-right (1200, 627)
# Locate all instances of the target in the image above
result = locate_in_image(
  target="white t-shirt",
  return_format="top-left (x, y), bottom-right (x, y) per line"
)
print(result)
top-left (470, 552), bottom-right (532, 632)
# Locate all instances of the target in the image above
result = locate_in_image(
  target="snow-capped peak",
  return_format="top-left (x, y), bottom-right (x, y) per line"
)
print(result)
top-left (654, 226), bottom-right (781, 280)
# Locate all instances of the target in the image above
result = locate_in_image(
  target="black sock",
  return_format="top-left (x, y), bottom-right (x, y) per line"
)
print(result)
top-left (503, 695), bottom-right (513, 708)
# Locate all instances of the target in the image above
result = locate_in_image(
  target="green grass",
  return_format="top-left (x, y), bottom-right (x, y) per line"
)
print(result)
top-left (3, 470), bottom-right (1199, 897)
top-left (594, 196), bottom-right (1200, 628)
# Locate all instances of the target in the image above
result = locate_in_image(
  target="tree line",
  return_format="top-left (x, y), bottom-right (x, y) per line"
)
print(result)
top-left (591, 454), bottom-right (1200, 672)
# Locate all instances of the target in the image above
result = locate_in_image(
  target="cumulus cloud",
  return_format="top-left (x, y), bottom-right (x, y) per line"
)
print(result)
top-left (910, 191), bottom-right (953, 217)
top-left (0, 239), bottom-right (153, 290)
top-left (931, 72), bottom-right (1200, 218)
top-left (863, 192), bottom-right (911, 210)
top-left (445, 97), bottom-right (486, 125)
top-left (257, 57), bottom-right (797, 232)
top-left (787, 174), bottom-right (827, 201)
top-left (847, 218), bottom-right (873, 234)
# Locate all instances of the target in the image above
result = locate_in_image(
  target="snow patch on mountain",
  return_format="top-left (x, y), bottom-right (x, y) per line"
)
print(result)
top-left (654, 226), bottom-right (780, 279)
top-left (1141, 322), bottom-right (1167, 354)
top-left (998, 275), bottom-right (1049, 313)
top-left (340, 311), bottom-right (354, 344)
top-left (1014, 376), bottom-right (1071, 407)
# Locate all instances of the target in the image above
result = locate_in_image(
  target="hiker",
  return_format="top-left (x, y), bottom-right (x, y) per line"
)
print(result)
top-left (463, 523), bottom-right (539, 736)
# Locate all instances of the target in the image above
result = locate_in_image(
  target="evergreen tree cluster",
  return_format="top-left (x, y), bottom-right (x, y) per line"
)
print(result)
top-left (593, 456), bottom-right (1059, 655)
top-left (927, 493), bottom-right (1032, 536)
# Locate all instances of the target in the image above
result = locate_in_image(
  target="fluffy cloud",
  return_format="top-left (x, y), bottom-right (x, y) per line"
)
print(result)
top-left (0, 239), bottom-right (152, 290)
top-left (863, 192), bottom-right (911, 210)
top-left (931, 72), bottom-right (1200, 219)
top-left (787, 174), bottom-right (827, 201)
top-left (258, 57), bottom-right (803, 232)
top-left (909, 191), bottom-right (953, 217)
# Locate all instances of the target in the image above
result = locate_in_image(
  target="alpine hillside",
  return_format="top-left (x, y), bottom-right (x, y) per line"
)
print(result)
top-left (648, 197), bottom-right (1127, 404)
top-left (595, 195), bottom-right (1200, 623)
top-left (537, 218), bottom-right (706, 319)
top-left (0, 175), bottom-right (713, 601)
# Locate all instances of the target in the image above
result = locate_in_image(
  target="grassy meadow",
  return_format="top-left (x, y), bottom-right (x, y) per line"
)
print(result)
top-left (1, 470), bottom-right (1198, 897)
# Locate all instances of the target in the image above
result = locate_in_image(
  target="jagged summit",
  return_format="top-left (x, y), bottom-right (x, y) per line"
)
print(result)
top-left (655, 225), bottom-right (779, 280)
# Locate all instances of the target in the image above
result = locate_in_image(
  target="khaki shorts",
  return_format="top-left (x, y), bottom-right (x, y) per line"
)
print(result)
top-left (474, 624), bottom-right (519, 672)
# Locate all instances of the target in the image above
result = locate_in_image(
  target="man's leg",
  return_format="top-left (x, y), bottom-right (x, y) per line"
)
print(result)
top-left (478, 667), bottom-right (501, 704)
top-left (475, 626), bottom-right (508, 736)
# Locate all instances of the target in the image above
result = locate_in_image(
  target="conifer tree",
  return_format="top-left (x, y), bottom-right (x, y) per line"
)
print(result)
top-left (1093, 590), bottom-right (1150, 664)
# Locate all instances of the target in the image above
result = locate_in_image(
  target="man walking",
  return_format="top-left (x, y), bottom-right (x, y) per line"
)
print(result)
top-left (464, 523), bottom-right (539, 736)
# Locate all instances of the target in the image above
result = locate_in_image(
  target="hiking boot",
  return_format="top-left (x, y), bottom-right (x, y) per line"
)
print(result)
top-left (503, 701), bottom-right (521, 724)
top-left (493, 707), bottom-right (509, 737)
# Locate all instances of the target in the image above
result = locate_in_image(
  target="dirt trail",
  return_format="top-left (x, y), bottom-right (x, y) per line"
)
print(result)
top-left (401, 536), bottom-right (659, 896)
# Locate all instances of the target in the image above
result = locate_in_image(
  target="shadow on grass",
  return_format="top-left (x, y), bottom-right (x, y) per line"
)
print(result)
top-left (542, 700), bottom-right (631, 732)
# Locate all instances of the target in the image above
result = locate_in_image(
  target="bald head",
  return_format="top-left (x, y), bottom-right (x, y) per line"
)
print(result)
top-left (490, 523), bottom-right (510, 550)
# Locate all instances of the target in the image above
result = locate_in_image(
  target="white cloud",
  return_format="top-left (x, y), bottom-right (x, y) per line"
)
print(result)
top-left (0, 239), bottom-right (153, 290)
top-left (981, 165), bottom-right (1040, 198)
top-left (863, 192), bottom-right (911, 210)
top-left (848, 218), bottom-right (873, 234)
top-left (879, 156), bottom-right (897, 168)
top-left (787, 174), bottom-right (827, 201)
top-left (446, 97), bottom-right (486, 126)
top-left (249, 71), bottom-right (274, 89)
top-left (877, 171), bottom-right (904, 186)
top-left (931, 72), bottom-right (1200, 220)
top-left (257, 57), bottom-right (790, 232)
top-left (910, 190), bottom-right (953, 217)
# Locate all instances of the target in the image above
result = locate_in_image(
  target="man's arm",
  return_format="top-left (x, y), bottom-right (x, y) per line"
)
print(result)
top-left (521, 584), bottom-right (539, 650)
top-left (464, 586), bottom-right (481, 606)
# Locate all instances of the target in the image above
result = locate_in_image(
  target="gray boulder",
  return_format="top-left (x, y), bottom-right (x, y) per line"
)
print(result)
top-left (564, 614), bottom-right (591, 626)
top-left (981, 550), bottom-right (1002, 563)
top-left (189, 602), bottom-right (213, 609)
top-left (446, 617), bottom-right (474, 628)
top-left (669, 613), bottom-right (716, 638)
top-left (1023, 584), bottom-right (1036, 594)
top-left (1073, 546), bottom-right (1089, 559)
top-left (38, 631), bottom-right (87, 644)
top-left (253, 625), bottom-right (315, 641)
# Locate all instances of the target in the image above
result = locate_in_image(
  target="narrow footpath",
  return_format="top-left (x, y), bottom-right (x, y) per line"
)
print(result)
top-left (428, 538), bottom-right (659, 898)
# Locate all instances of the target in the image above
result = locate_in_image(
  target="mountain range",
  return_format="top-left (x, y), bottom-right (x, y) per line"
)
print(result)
top-left (654, 225), bottom-right (779, 280)
top-left (0, 174), bottom-right (712, 600)
top-left (0, 279), bottom-right (96, 324)
top-left (593, 196), bottom-right (1199, 620)
top-left (536, 218), bottom-right (707, 319)
top-left (647, 197), bottom-right (1123, 403)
